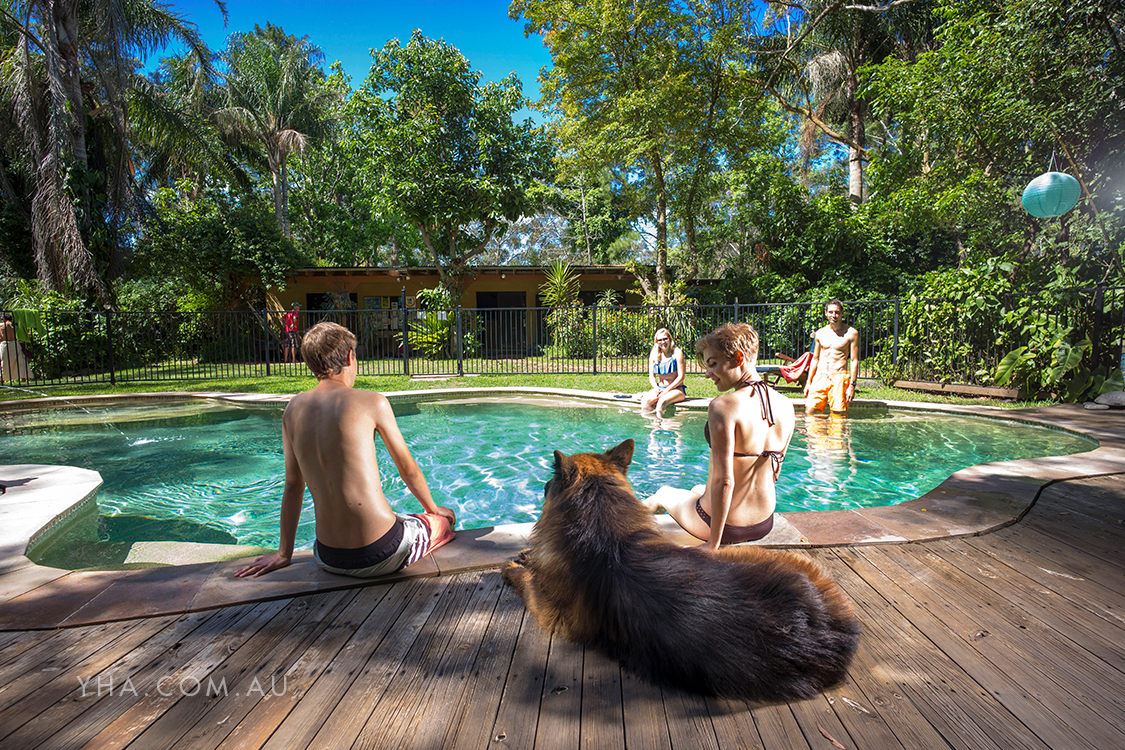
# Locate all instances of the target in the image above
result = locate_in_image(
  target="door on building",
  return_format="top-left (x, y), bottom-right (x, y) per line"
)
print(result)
top-left (476, 291), bottom-right (528, 358)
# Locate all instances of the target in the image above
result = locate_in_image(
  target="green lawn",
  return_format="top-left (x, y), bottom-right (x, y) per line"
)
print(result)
top-left (0, 372), bottom-right (1055, 409)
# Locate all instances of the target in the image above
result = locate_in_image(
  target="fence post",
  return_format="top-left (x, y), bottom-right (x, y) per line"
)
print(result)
top-left (893, 298), bottom-right (900, 367)
top-left (401, 288), bottom-right (410, 376)
top-left (104, 310), bottom-right (117, 385)
top-left (733, 297), bottom-right (739, 324)
top-left (1092, 283), bottom-right (1106, 366)
top-left (456, 306), bottom-right (464, 377)
top-left (591, 305), bottom-right (598, 375)
top-left (261, 310), bottom-right (271, 376)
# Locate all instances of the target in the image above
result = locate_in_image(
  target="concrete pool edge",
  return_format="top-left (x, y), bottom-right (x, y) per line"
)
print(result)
top-left (0, 391), bottom-right (1122, 630)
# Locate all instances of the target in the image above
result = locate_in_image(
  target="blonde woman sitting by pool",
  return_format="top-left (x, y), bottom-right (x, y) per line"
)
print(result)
top-left (638, 328), bottom-right (686, 416)
top-left (643, 322), bottom-right (795, 548)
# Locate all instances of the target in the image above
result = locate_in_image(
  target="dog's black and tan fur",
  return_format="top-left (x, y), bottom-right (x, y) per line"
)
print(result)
top-left (501, 439), bottom-right (861, 703)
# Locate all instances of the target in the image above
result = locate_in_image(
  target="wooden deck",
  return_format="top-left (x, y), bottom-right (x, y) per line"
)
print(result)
top-left (1, 474), bottom-right (1123, 750)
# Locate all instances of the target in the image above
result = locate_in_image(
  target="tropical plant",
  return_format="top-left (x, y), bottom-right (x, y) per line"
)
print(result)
top-left (216, 24), bottom-right (345, 238)
top-left (0, 0), bottom-right (214, 302)
top-left (539, 260), bottom-right (580, 308)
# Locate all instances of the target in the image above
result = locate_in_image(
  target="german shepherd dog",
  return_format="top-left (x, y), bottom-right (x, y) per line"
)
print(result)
top-left (501, 439), bottom-right (861, 703)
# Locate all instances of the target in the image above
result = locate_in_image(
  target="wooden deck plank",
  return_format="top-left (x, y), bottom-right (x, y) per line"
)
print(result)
top-left (291, 577), bottom-right (451, 750)
top-left (0, 614), bottom-right (174, 734)
top-left (24, 600), bottom-right (288, 750)
top-left (884, 542), bottom-right (1125, 725)
top-left (790, 696), bottom-right (860, 750)
top-left (52, 597), bottom-right (298, 750)
top-left (750, 704), bottom-right (811, 750)
top-left (704, 698), bottom-right (762, 750)
top-left (823, 549), bottom-right (1051, 750)
top-left (126, 589), bottom-right (355, 750)
top-left (211, 583), bottom-right (398, 750)
top-left (446, 580), bottom-right (528, 750)
top-left (177, 585), bottom-right (395, 750)
top-left (532, 635), bottom-right (583, 750)
top-left (661, 687), bottom-right (719, 750)
top-left (960, 533), bottom-right (1125, 629)
top-left (397, 573), bottom-right (507, 750)
top-left (0, 619), bottom-right (139, 704)
top-left (994, 524), bottom-right (1125, 599)
top-left (622, 672), bottom-right (673, 750)
top-left (856, 544), bottom-right (1112, 750)
top-left (933, 539), bottom-right (1125, 672)
top-left (0, 609), bottom-right (221, 749)
top-left (349, 571), bottom-right (486, 750)
top-left (0, 627), bottom-right (59, 669)
top-left (579, 648), bottom-right (625, 750)
top-left (486, 597), bottom-right (552, 749)
top-left (241, 579), bottom-right (418, 750)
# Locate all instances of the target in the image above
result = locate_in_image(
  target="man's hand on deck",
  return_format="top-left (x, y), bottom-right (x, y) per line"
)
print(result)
top-left (234, 551), bottom-right (292, 578)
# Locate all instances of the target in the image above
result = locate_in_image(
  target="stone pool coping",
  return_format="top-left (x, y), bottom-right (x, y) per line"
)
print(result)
top-left (0, 389), bottom-right (1123, 630)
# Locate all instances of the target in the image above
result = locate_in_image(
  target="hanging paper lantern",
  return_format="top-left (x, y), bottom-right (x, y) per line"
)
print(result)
top-left (1021, 171), bottom-right (1081, 218)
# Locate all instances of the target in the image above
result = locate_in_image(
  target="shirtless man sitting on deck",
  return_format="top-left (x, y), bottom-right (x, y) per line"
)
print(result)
top-left (804, 299), bottom-right (859, 414)
top-left (235, 322), bottom-right (456, 579)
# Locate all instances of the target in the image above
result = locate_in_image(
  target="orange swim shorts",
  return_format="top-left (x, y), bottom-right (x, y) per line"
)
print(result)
top-left (807, 371), bottom-right (851, 413)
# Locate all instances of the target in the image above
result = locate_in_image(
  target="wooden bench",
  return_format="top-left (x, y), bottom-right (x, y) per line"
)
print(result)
top-left (891, 380), bottom-right (1021, 399)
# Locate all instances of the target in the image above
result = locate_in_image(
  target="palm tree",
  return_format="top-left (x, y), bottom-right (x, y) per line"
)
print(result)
top-left (215, 24), bottom-right (344, 238)
top-left (762, 0), bottom-right (937, 202)
top-left (0, 0), bottom-right (214, 302)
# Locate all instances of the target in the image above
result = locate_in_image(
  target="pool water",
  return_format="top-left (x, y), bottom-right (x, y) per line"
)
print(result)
top-left (0, 398), bottom-right (1095, 551)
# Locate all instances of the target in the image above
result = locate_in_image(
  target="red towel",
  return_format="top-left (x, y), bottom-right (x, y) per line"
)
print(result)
top-left (779, 351), bottom-right (812, 382)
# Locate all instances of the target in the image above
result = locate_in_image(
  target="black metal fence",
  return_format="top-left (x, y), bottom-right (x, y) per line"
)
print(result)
top-left (5, 286), bottom-right (1123, 390)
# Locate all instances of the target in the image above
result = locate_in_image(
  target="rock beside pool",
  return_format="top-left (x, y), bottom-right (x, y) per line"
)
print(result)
top-left (1084, 402), bottom-right (1110, 410)
top-left (1095, 391), bottom-right (1125, 407)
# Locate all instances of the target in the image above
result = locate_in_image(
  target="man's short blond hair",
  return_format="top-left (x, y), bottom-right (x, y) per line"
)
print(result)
top-left (695, 322), bottom-right (759, 366)
top-left (302, 322), bottom-right (356, 379)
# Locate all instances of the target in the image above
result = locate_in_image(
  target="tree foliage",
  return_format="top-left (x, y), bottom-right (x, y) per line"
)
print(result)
top-left (216, 23), bottom-right (345, 238)
top-left (0, 0), bottom-right (214, 303)
top-left (130, 186), bottom-right (310, 309)
top-left (348, 30), bottom-right (551, 302)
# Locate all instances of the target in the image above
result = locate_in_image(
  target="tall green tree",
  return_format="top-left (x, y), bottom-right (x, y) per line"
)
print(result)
top-left (512, 0), bottom-right (769, 303)
top-left (862, 0), bottom-right (1124, 278)
top-left (0, 0), bottom-right (213, 302)
top-left (216, 23), bottom-right (344, 238)
top-left (349, 30), bottom-right (551, 302)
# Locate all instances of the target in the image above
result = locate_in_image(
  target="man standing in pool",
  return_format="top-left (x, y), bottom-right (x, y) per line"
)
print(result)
top-left (235, 322), bottom-right (456, 579)
top-left (804, 299), bottom-right (859, 414)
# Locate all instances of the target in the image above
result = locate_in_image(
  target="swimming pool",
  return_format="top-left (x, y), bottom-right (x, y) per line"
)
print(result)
top-left (0, 396), bottom-right (1095, 555)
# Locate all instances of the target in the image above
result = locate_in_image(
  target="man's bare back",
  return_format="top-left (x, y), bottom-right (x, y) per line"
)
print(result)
top-left (284, 383), bottom-right (406, 549)
top-left (236, 326), bottom-right (454, 578)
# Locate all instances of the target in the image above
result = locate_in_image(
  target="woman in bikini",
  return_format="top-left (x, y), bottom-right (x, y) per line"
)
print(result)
top-left (638, 328), bottom-right (686, 416)
top-left (643, 322), bottom-right (795, 549)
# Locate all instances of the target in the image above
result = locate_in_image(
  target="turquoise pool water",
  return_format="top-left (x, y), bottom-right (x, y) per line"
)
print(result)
top-left (0, 397), bottom-right (1095, 550)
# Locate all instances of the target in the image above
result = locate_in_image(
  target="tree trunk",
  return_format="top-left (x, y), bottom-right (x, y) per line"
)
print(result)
top-left (580, 177), bottom-right (592, 263)
top-left (52, 0), bottom-right (87, 167)
top-left (848, 96), bottom-right (866, 204)
top-left (652, 152), bottom-right (668, 305)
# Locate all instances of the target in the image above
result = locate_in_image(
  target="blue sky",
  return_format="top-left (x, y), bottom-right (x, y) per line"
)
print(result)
top-left (157, 0), bottom-right (553, 102)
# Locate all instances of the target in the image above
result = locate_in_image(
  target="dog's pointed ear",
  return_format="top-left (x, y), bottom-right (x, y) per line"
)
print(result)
top-left (604, 439), bottom-right (634, 473)
top-left (553, 449), bottom-right (576, 485)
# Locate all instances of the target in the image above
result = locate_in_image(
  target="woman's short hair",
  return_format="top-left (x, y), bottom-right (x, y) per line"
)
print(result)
top-left (302, 322), bottom-right (356, 379)
top-left (695, 322), bottom-right (759, 365)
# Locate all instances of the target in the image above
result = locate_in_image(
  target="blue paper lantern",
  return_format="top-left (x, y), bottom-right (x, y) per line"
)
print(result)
top-left (1021, 171), bottom-right (1081, 218)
